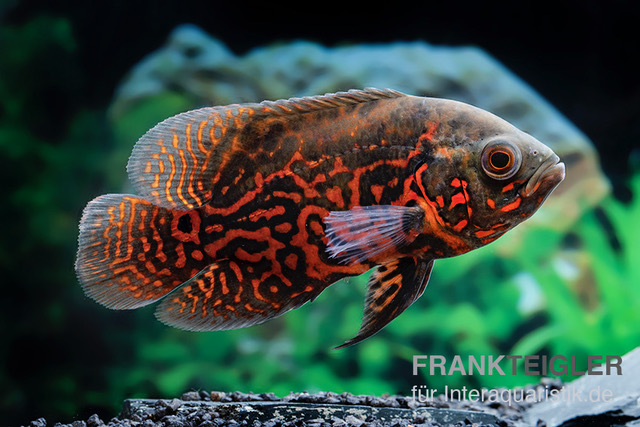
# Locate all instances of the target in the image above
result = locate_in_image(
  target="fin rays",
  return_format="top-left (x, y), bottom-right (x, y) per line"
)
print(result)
top-left (155, 259), bottom-right (324, 331)
top-left (335, 257), bottom-right (434, 349)
top-left (126, 89), bottom-right (406, 210)
top-left (325, 205), bottom-right (423, 264)
top-left (126, 107), bottom-right (223, 211)
top-left (75, 194), bottom-right (194, 309)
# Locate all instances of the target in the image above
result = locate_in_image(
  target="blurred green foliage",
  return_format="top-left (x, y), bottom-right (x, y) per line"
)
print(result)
top-left (2, 13), bottom-right (640, 426)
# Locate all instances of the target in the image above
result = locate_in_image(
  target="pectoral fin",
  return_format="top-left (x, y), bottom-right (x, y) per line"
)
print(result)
top-left (324, 205), bottom-right (424, 264)
top-left (335, 256), bottom-right (434, 349)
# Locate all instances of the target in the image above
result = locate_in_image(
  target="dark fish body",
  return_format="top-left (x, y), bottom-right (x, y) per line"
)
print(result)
top-left (76, 88), bottom-right (565, 348)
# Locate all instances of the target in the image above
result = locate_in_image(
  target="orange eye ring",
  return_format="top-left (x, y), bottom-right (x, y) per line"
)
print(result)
top-left (481, 140), bottom-right (521, 180)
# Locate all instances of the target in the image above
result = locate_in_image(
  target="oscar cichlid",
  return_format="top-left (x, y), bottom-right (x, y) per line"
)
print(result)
top-left (75, 88), bottom-right (565, 348)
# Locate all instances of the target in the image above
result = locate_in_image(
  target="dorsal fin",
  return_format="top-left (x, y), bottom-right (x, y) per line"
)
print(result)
top-left (259, 88), bottom-right (406, 115)
top-left (126, 88), bottom-right (407, 210)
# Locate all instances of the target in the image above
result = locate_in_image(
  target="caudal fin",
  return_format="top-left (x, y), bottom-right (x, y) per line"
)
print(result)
top-left (75, 194), bottom-right (206, 309)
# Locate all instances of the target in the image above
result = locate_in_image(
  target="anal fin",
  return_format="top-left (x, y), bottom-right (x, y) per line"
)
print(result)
top-left (335, 256), bottom-right (434, 349)
top-left (155, 258), bottom-right (324, 331)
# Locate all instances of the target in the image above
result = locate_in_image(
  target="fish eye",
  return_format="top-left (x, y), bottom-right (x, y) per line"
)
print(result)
top-left (481, 140), bottom-right (521, 180)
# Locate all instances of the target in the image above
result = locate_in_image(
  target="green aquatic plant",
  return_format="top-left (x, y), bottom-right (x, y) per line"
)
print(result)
top-left (514, 171), bottom-right (640, 362)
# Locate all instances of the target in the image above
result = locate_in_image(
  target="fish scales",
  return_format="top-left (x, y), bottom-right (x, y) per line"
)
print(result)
top-left (76, 88), bottom-right (565, 348)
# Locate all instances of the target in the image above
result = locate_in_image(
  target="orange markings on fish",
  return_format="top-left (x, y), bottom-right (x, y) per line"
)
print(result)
top-left (500, 197), bottom-right (521, 212)
top-left (501, 182), bottom-right (514, 192)
top-left (449, 192), bottom-right (466, 210)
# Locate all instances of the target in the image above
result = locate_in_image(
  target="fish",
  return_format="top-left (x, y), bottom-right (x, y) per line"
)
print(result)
top-left (75, 88), bottom-right (565, 349)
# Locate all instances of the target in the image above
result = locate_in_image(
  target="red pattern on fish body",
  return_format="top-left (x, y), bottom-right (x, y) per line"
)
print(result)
top-left (76, 88), bottom-right (565, 347)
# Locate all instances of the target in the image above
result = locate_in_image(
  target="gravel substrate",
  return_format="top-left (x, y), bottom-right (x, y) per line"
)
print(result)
top-left (24, 380), bottom-right (564, 427)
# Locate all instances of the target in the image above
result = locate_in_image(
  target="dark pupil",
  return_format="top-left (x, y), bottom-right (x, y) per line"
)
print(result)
top-left (490, 151), bottom-right (510, 170)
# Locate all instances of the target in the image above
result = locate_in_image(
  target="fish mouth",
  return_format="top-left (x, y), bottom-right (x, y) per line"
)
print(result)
top-left (521, 154), bottom-right (566, 197)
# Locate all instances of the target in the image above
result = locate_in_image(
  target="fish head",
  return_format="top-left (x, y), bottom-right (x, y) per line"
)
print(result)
top-left (464, 133), bottom-right (566, 240)
top-left (413, 100), bottom-right (565, 251)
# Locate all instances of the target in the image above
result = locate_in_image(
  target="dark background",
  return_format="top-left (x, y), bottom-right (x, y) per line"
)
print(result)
top-left (5, 0), bottom-right (639, 192)
top-left (2, 1), bottom-right (639, 425)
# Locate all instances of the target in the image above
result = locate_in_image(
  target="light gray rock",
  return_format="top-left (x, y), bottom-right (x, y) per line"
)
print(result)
top-left (524, 346), bottom-right (640, 426)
